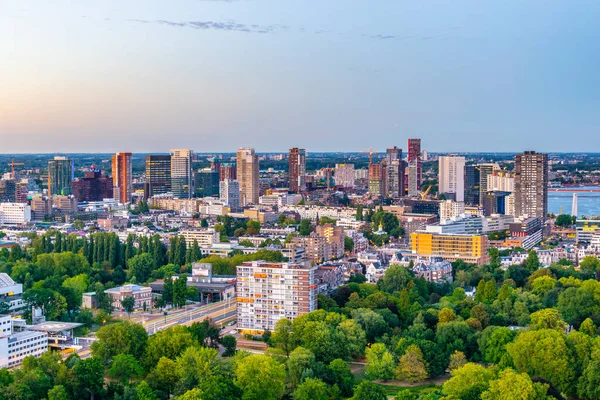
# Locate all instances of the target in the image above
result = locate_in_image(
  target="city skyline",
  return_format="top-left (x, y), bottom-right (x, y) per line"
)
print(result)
top-left (2, 0), bottom-right (599, 153)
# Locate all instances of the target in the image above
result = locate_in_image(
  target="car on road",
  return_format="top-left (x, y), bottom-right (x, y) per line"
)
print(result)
top-left (229, 330), bottom-right (237, 335)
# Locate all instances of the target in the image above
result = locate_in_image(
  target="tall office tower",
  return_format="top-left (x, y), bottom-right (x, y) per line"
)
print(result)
top-left (112, 152), bottom-right (132, 204)
top-left (464, 165), bottom-right (480, 205)
top-left (220, 179), bottom-right (241, 210)
top-left (288, 148), bottom-right (306, 193)
top-left (219, 163), bottom-right (237, 182)
top-left (439, 156), bottom-right (466, 202)
top-left (195, 169), bottom-right (220, 197)
top-left (514, 151), bottom-right (548, 220)
top-left (72, 166), bottom-right (113, 202)
top-left (170, 149), bottom-right (193, 199)
top-left (572, 193), bottom-right (578, 218)
top-left (408, 139), bottom-right (422, 191)
top-left (386, 146), bottom-right (404, 197)
top-left (145, 155), bottom-right (171, 197)
top-left (236, 148), bottom-right (259, 206)
top-left (368, 162), bottom-right (387, 198)
top-left (477, 163), bottom-right (500, 205)
top-left (408, 160), bottom-right (419, 197)
top-left (0, 179), bottom-right (16, 202)
top-left (334, 164), bottom-right (355, 188)
top-left (48, 156), bottom-right (74, 197)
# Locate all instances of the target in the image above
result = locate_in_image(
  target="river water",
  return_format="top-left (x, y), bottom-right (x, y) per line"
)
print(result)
top-left (548, 187), bottom-right (600, 217)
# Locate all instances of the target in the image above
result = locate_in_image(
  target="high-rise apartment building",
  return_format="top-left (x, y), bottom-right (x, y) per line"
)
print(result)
top-left (236, 261), bottom-right (317, 334)
top-left (408, 160), bottom-right (419, 197)
top-left (112, 152), bottom-right (132, 204)
top-left (145, 155), bottom-right (171, 197)
top-left (386, 146), bottom-right (404, 198)
top-left (514, 151), bottom-right (548, 220)
top-left (464, 165), bottom-right (480, 205)
top-left (288, 148), bottom-right (306, 193)
top-left (170, 149), bottom-right (193, 199)
top-left (315, 223), bottom-right (345, 259)
top-left (48, 156), bottom-right (74, 197)
top-left (439, 156), bottom-right (466, 202)
top-left (236, 148), bottom-right (259, 206)
top-left (219, 179), bottom-right (240, 210)
top-left (408, 139), bottom-right (422, 192)
top-left (334, 164), bottom-right (355, 188)
top-left (487, 171), bottom-right (514, 192)
top-left (368, 162), bottom-right (387, 198)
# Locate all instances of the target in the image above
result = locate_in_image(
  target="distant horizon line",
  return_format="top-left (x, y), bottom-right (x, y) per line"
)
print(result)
top-left (0, 151), bottom-right (596, 156)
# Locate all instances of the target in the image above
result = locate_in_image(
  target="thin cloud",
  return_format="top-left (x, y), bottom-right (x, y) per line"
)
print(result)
top-left (130, 18), bottom-right (286, 34)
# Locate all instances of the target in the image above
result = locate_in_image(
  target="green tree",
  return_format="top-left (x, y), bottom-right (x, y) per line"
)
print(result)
top-left (395, 345), bottom-right (428, 383)
top-left (136, 381), bottom-right (158, 400)
top-left (200, 218), bottom-right (209, 228)
top-left (143, 325), bottom-right (193, 368)
top-left (91, 322), bottom-right (148, 364)
top-left (525, 250), bottom-right (540, 272)
top-left (578, 358), bottom-right (600, 400)
top-left (146, 357), bottom-right (179, 399)
top-left (365, 343), bottom-right (395, 380)
top-left (555, 214), bottom-right (574, 227)
top-left (234, 354), bottom-right (286, 400)
top-left (299, 219), bottom-right (312, 236)
top-left (73, 356), bottom-right (105, 400)
top-left (221, 335), bottom-right (237, 357)
top-left (352, 381), bottom-right (387, 400)
top-left (557, 287), bottom-right (595, 328)
top-left (442, 363), bottom-right (494, 400)
top-left (128, 253), bottom-right (154, 283)
top-left (506, 328), bottom-right (575, 396)
top-left (378, 265), bottom-right (413, 293)
top-left (109, 354), bottom-right (143, 384)
top-left (344, 236), bottom-right (354, 253)
top-left (246, 220), bottom-right (261, 235)
top-left (47, 385), bottom-right (69, 400)
top-left (287, 347), bottom-right (316, 388)
top-left (448, 350), bottom-right (467, 371)
top-left (351, 308), bottom-right (388, 342)
top-left (173, 275), bottom-right (188, 308)
top-left (121, 296), bottom-right (135, 318)
top-left (580, 256), bottom-right (600, 276)
top-left (481, 368), bottom-right (549, 400)
top-left (293, 378), bottom-right (329, 400)
top-left (478, 326), bottom-right (515, 364)
top-left (162, 274), bottom-right (174, 305)
top-left (528, 308), bottom-right (567, 331)
top-left (272, 318), bottom-right (294, 357)
top-left (328, 358), bottom-right (354, 397)
top-left (579, 318), bottom-right (596, 336)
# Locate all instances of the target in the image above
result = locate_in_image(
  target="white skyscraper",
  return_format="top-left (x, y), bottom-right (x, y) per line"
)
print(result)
top-left (572, 193), bottom-right (578, 218)
top-left (170, 149), bottom-right (193, 199)
top-left (439, 156), bottom-right (466, 202)
top-left (220, 179), bottom-right (240, 210)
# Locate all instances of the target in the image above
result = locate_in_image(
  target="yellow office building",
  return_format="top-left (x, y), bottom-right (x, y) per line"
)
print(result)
top-left (410, 232), bottom-right (489, 265)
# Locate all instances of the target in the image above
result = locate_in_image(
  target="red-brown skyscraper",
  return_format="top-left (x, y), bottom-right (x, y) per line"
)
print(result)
top-left (408, 138), bottom-right (422, 194)
top-left (112, 152), bottom-right (132, 204)
top-left (288, 148), bottom-right (306, 193)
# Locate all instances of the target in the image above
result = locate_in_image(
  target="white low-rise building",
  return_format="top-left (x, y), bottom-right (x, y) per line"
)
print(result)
top-left (278, 205), bottom-right (355, 221)
top-left (0, 315), bottom-right (48, 369)
top-left (180, 229), bottom-right (220, 247)
top-left (0, 203), bottom-right (31, 225)
top-left (0, 274), bottom-right (25, 314)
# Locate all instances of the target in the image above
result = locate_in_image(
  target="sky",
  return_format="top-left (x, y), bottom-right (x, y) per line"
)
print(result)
top-left (1, 0), bottom-right (599, 153)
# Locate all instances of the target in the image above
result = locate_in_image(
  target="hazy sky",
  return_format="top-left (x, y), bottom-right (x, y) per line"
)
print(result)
top-left (1, 0), bottom-right (599, 153)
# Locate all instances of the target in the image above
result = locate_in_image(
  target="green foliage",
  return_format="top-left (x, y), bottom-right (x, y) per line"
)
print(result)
top-left (395, 345), bottom-right (428, 383)
top-left (234, 354), bottom-right (286, 400)
top-left (365, 343), bottom-right (395, 380)
top-left (109, 354), bottom-right (144, 384)
top-left (293, 378), bottom-right (330, 400)
top-left (298, 219), bottom-right (313, 236)
top-left (91, 321), bottom-right (148, 364)
top-left (555, 214), bottom-right (575, 227)
top-left (352, 381), bottom-right (387, 400)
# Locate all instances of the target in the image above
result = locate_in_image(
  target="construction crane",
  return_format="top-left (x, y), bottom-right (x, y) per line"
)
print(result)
top-left (360, 148), bottom-right (379, 164)
top-left (420, 185), bottom-right (432, 200)
top-left (7, 159), bottom-right (24, 179)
